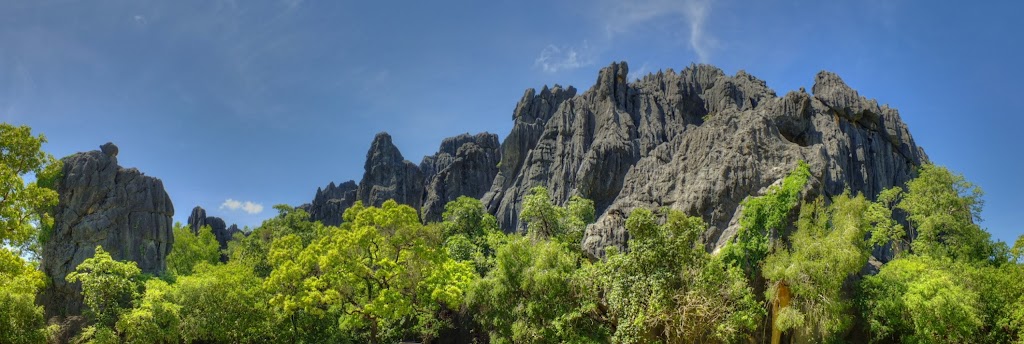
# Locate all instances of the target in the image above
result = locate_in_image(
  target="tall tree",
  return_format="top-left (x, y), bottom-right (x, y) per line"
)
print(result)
top-left (596, 208), bottom-right (761, 343)
top-left (166, 223), bottom-right (219, 276)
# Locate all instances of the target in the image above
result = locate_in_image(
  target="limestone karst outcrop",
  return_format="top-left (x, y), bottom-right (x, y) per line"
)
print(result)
top-left (40, 142), bottom-right (175, 319)
top-left (304, 180), bottom-right (359, 226)
top-left (305, 131), bottom-right (500, 225)
top-left (186, 206), bottom-right (242, 258)
top-left (420, 132), bottom-right (501, 222)
top-left (303, 61), bottom-right (925, 261)
top-left (357, 132), bottom-right (425, 209)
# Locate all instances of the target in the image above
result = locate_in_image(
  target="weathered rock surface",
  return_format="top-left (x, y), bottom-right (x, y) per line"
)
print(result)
top-left (300, 62), bottom-right (925, 262)
top-left (476, 62), bottom-right (926, 258)
top-left (481, 85), bottom-right (577, 229)
top-left (304, 131), bottom-right (502, 226)
top-left (186, 206), bottom-right (242, 256)
top-left (40, 143), bottom-right (175, 319)
top-left (357, 132), bottom-right (425, 209)
top-left (305, 180), bottom-right (358, 226)
top-left (420, 132), bottom-right (501, 222)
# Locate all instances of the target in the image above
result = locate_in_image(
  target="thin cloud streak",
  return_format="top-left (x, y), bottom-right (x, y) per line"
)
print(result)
top-left (600, 0), bottom-right (717, 62)
top-left (534, 41), bottom-right (596, 73)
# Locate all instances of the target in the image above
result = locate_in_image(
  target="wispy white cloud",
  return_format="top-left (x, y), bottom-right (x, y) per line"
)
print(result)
top-left (600, 0), bottom-right (717, 63)
top-left (534, 41), bottom-right (596, 73)
top-left (220, 198), bottom-right (264, 215)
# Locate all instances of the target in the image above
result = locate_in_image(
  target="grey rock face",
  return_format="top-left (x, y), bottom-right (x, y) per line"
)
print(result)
top-left (420, 132), bottom-right (501, 222)
top-left (306, 180), bottom-right (358, 226)
top-left (186, 206), bottom-right (242, 257)
top-left (474, 62), bottom-right (925, 258)
top-left (40, 143), bottom-right (175, 318)
top-left (357, 132), bottom-right (425, 209)
top-left (481, 84), bottom-right (577, 229)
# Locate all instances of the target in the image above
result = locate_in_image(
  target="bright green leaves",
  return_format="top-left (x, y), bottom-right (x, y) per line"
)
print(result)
top-left (0, 248), bottom-right (51, 343)
top-left (520, 186), bottom-right (596, 248)
top-left (859, 256), bottom-right (984, 343)
top-left (66, 246), bottom-right (143, 328)
top-left (115, 279), bottom-right (181, 344)
top-left (763, 193), bottom-right (873, 341)
top-left (166, 223), bottom-right (220, 276)
top-left (0, 123), bottom-right (61, 256)
top-left (899, 164), bottom-right (990, 261)
top-left (598, 208), bottom-right (760, 343)
top-left (264, 200), bottom-right (472, 343)
top-left (172, 262), bottom-right (272, 343)
top-left (469, 236), bottom-right (608, 343)
top-left (721, 161), bottom-right (811, 279)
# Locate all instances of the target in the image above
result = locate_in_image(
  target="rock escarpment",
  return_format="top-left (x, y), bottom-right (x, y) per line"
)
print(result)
top-left (40, 142), bottom-right (175, 318)
top-left (186, 206), bottom-right (242, 256)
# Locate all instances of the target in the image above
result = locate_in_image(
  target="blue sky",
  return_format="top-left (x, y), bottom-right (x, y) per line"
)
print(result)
top-left (2, 1), bottom-right (1021, 243)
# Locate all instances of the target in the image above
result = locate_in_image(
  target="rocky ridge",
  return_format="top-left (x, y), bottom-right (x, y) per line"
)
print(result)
top-left (304, 61), bottom-right (925, 260)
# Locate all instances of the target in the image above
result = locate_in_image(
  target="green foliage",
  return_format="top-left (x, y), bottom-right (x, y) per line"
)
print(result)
top-left (172, 262), bottom-right (273, 342)
top-left (721, 161), bottom-right (811, 279)
top-left (265, 200), bottom-right (473, 343)
top-left (0, 248), bottom-right (51, 344)
top-left (519, 187), bottom-right (596, 247)
top-left (115, 279), bottom-right (180, 344)
top-left (898, 164), bottom-right (991, 262)
top-left (763, 193), bottom-right (872, 341)
top-left (0, 123), bottom-right (61, 257)
top-left (596, 208), bottom-right (761, 343)
top-left (66, 246), bottom-right (143, 328)
top-left (859, 256), bottom-right (984, 343)
top-left (440, 196), bottom-right (506, 275)
top-left (469, 235), bottom-right (608, 343)
top-left (166, 222), bottom-right (219, 276)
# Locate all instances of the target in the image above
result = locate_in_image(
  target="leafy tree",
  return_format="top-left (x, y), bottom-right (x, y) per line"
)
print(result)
top-left (0, 248), bottom-right (51, 343)
top-left (265, 200), bottom-right (474, 343)
top-left (66, 246), bottom-right (143, 328)
top-left (172, 262), bottom-right (273, 342)
top-left (115, 279), bottom-right (181, 344)
top-left (165, 222), bottom-right (219, 276)
top-left (897, 164), bottom-right (991, 262)
top-left (440, 196), bottom-right (499, 241)
top-left (596, 208), bottom-right (761, 343)
top-left (440, 196), bottom-right (506, 275)
top-left (520, 186), bottom-right (596, 247)
top-left (859, 256), bottom-right (983, 343)
top-left (0, 124), bottom-right (59, 343)
top-left (763, 193), bottom-right (872, 342)
top-left (469, 235), bottom-right (608, 343)
top-left (0, 123), bottom-right (61, 254)
top-left (721, 161), bottom-right (811, 279)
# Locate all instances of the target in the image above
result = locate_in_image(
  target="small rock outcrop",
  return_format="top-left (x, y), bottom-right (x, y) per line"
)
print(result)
top-left (186, 206), bottom-right (242, 256)
top-left (40, 143), bottom-right (175, 319)
top-left (420, 132), bottom-right (501, 222)
top-left (356, 132), bottom-right (424, 209)
top-left (305, 181), bottom-right (359, 226)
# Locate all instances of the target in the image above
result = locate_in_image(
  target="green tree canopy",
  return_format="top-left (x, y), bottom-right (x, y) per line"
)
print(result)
top-left (597, 208), bottom-right (761, 343)
top-left (66, 246), bottom-right (143, 328)
top-left (166, 223), bottom-right (219, 276)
